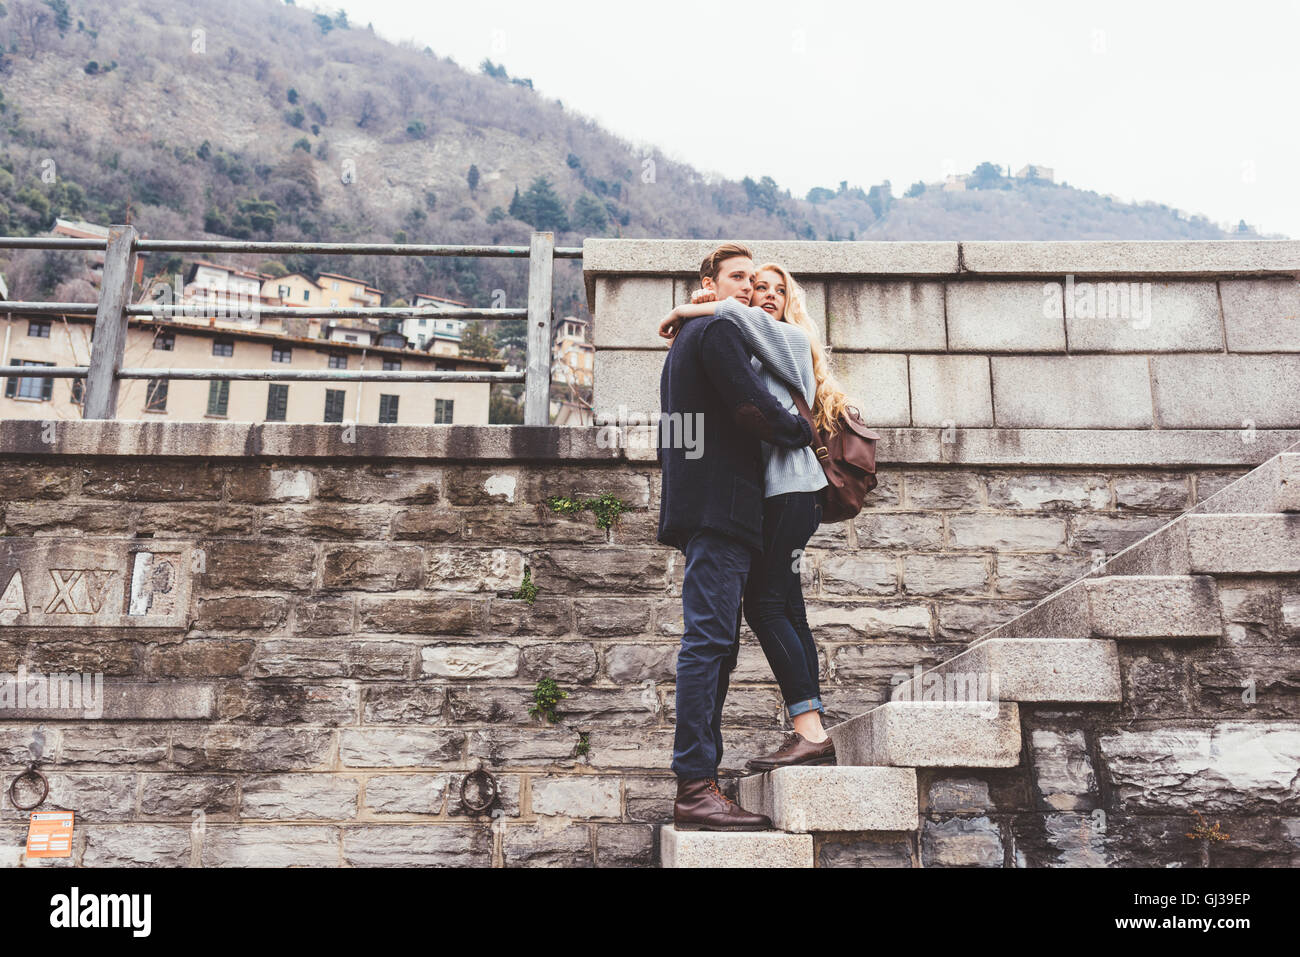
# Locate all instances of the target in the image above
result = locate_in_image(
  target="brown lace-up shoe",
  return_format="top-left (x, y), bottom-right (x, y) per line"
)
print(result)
top-left (744, 732), bottom-right (836, 773)
top-left (673, 777), bottom-right (772, 831)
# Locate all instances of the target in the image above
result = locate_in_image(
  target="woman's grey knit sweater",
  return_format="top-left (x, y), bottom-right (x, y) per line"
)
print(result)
top-left (714, 297), bottom-right (829, 499)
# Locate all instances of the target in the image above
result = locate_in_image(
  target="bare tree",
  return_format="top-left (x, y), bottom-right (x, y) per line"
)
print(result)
top-left (393, 72), bottom-right (416, 116)
top-left (355, 90), bottom-right (379, 128)
top-left (11, 0), bottom-right (53, 59)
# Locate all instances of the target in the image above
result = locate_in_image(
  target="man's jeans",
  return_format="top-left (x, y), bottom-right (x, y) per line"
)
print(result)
top-left (743, 489), bottom-right (826, 721)
top-left (671, 528), bottom-right (755, 780)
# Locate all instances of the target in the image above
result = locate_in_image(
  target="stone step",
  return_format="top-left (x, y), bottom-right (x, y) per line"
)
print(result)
top-left (659, 824), bottom-right (813, 868)
top-left (828, 701), bottom-right (1021, 768)
top-left (737, 766), bottom-right (918, 833)
top-left (1099, 453), bottom-right (1298, 577)
top-left (984, 575), bottom-right (1221, 643)
top-left (1083, 575), bottom-right (1222, 638)
top-left (1195, 453), bottom-right (1299, 515)
top-left (892, 638), bottom-right (1121, 704)
top-left (1280, 455), bottom-right (1300, 512)
top-left (1186, 514), bottom-right (1300, 574)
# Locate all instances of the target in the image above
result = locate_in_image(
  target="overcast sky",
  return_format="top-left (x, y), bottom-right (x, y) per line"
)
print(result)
top-left (334, 0), bottom-right (1300, 237)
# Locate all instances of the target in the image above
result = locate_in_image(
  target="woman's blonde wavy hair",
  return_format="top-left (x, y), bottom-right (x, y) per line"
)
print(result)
top-left (755, 261), bottom-right (859, 436)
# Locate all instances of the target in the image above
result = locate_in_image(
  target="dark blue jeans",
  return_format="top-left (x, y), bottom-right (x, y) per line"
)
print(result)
top-left (743, 489), bottom-right (825, 721)
top-left (671, 528), bottom-right (756, 780)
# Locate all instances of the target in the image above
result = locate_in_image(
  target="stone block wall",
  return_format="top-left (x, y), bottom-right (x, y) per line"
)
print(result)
top-left (0, 420), bottom-right (1297, 866)
top-left (584, 239), bottom-right (1300, 430)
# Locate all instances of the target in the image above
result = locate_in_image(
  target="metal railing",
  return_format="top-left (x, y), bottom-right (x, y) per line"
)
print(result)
top-left (0, 227), bottom-right (582, 425)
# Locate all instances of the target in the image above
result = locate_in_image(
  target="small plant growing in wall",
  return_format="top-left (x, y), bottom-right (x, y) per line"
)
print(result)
top-left (513, 565), bottom-right (540, 604)
top-left (1186, 810), bottom-right (1230, 866)
top-left (586, 492), bottom-right (628, 530)
top-left (529, 677), bottom-right (568, 723)
top-left (575, 730), bottom-right (591, 758)
top-left (545, 494), bottom-right (586, 518)
top-left (545, 491), bottom-right (629, 530)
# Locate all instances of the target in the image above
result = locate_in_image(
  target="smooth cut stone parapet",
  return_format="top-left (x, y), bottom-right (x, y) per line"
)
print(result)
top-left (959, 240), bottom-right (1300, 276)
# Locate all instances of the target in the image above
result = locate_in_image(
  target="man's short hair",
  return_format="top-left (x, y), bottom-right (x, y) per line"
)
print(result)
top-left (699, 242), bottom-right (754, 282)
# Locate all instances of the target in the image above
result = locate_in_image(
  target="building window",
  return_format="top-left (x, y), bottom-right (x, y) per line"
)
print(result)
top-left (27, 320), bottom-right (50, 338)
top-left (266, 383), bottom-right (289, 422)
top-left (302, 289), bottom-right (310, 302)
top-left (378, 394), bottom-right (399, 424)
top-left (379, 333), bottom-right (405, 348)
top-left (4, 360), bottom-right (54, 401)
top-left (207, 379), bottom-right (230, 417)
top-left (343, 334), bottom-right (358, 343)
top-left (272, 346), bottom-right (292, 363)
top-left (435, 398), bottom-right (454, 424)
top-left (418, 318), bottom-right (427, 327)
top-left (382, 357), bottom-right (401, 371)
top-left (153, 331), bottom-right (175, 351)
top-left (328, 352), bottom-right (347, 369)
top-left (324, 388), bottom-right (346, 423)
top-left (145, 378), bottom-right (169, 413)
top-left (331, 281), bottom-right (339, 291)
top-left (70, 377), bottom-right (84, 406)
top-left (213, 338), bottom-right (234, 357)
top-left (278, 285), bottom-right (291, 299)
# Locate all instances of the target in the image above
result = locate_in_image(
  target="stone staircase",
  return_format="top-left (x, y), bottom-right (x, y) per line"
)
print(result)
top-left (661, 447), bottom-right (1300, 867)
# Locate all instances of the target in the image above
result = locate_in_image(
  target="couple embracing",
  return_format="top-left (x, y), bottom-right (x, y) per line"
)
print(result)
top-left (656, 241), bottom-right (859, 831)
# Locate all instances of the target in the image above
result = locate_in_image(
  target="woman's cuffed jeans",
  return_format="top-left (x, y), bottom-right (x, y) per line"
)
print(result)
top-left (743, 489), bottom-right (826, 722)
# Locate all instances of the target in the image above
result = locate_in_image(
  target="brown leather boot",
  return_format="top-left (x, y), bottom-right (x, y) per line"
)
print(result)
top-left (673, 777), bottom-right (772, 831)
top-left (744, 732), bottom-right (835, 773)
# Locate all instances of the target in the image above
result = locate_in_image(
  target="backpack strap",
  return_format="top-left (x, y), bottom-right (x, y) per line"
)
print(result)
top-left (785, 383), bottom-right (829, 462)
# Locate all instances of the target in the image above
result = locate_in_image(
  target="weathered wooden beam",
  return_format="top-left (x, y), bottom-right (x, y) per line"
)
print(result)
top-left (82, 224), bottom-right (138, 420)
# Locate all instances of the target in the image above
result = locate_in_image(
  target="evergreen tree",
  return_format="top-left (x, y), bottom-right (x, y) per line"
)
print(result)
top-left (572, 194), bottom-right (607, 233)
top-left (511, 177), bottom-right (569, 232)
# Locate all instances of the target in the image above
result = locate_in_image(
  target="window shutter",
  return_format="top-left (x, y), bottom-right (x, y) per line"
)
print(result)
top-left (207, 379), bottom-right (230, 416)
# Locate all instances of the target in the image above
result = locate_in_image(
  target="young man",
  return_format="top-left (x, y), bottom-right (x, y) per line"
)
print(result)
top-left (657, 242), bottom-right (814, 830)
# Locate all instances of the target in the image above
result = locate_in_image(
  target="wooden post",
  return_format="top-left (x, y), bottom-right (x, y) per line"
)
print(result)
top-left (82, 224), bottom-right (138, 419)
top-left (523, 230), bottom-right (554, 426)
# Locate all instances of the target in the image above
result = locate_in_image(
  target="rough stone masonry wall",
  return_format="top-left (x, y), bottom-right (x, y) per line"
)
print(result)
top-left (0, 421), bottom-right (1298, 867)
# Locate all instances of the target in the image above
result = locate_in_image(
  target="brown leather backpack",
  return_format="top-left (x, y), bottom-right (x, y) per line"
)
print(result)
top-left (785, 385), bottom-right (881, 524)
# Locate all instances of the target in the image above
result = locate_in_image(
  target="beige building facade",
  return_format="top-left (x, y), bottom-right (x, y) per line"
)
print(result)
top-left (317, 273), bottom-right (383, 308)
top-left (262, 272), bottom-right (325, 308)
top-left (0, 313), bottom-right (499, 425)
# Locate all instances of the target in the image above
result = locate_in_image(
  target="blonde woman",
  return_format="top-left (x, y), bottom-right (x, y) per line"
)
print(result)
top-left (659, 262), bottom-right (858, 770)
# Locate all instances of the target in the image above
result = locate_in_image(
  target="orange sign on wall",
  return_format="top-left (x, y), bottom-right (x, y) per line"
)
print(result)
top-left (26, 811), bottom-right (73, 858)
